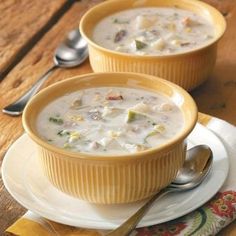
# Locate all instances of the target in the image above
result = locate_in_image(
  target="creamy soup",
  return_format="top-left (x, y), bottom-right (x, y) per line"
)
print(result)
top-left (37, 87), bottom-right (183, 155)
top-left (93, 7), bottom-right (215, 55)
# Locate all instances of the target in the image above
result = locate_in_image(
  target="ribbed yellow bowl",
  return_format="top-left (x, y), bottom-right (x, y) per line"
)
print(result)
top-left (80, 0), bottom-right (226, 91)
top-left (23, 72), bottom-right (197, 204)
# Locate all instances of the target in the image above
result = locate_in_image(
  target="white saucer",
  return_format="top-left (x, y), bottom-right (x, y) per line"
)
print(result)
top-left (2, 123), bottom-right (229, 230)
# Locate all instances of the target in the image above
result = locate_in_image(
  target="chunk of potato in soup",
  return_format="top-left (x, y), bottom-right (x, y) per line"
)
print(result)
top-left (93, 7), bottom-right (215, 55)
top-left (36, 87), bottom-right (184, 155)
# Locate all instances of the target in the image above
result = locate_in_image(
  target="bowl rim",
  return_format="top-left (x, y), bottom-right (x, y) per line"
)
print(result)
top-left (22, 72), bottom-right (198, 161)
top-left (80, 0), bottom-right (226, 59)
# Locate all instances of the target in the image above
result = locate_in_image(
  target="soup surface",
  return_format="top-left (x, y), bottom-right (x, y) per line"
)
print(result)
top-left (93, 7), bottom-right (215, 55)
top-left (37, 87), bottom-right (183, 155)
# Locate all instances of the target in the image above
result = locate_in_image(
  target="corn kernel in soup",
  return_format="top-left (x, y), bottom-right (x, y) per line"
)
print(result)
top-left (36, 87), bottom-right (184, 155)
top-left (93, 7), bottom-right (215, 55)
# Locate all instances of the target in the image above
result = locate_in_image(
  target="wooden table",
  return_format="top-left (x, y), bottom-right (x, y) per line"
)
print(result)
top-left (0, 0), bottom-right (235, 234)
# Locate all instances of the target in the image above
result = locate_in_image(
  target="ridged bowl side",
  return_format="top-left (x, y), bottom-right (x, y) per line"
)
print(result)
top-left (88, 43), bottom-right (217, 91)
top-left (37, 142), bottom-right (185, 204)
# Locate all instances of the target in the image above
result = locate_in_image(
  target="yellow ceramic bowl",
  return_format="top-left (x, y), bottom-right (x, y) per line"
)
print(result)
top-left (80, 0), bottom-right (226, 91)
top-left (23, 72), bottom-right (197, 204)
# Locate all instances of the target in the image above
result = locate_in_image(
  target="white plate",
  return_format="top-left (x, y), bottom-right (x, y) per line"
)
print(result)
top-left (2, 123), bottom-right (229, 230)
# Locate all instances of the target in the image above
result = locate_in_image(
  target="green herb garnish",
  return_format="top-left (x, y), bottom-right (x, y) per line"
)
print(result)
top-left (135, 40), bottom-right (147, 50)
top-left (57, 130), bottom-right (70, 136)
top-left (49, 117), bottom-right (64, 125)
top-left (126, 110), bottom-right (154, 123)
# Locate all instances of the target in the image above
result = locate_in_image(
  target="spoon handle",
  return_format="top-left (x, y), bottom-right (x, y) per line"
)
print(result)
top-left (2, 65), bottom-right (58, 116)
top-left (106, 188), bottom-right (175, 236)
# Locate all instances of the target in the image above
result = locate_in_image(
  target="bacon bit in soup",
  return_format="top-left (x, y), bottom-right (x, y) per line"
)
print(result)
top-left (107, 95), bottom-right (123, 100)
top-left (105, 91), bottom-right (123, 100)
top-left (114, 29), bottom-right (127, 43)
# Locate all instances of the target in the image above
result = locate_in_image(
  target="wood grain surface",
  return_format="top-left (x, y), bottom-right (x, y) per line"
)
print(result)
top-left (0, 0), bottom-right (235, 234)
top-left (0, 0), bottom-right (74, 80)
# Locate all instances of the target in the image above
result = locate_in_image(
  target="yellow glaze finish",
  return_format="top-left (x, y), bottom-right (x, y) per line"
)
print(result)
top-left (80, 0), bottom-right (226, 91)
top-left (23, 72), bottom-right (197, 204)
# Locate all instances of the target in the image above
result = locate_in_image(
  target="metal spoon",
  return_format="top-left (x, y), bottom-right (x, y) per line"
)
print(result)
top-left (106, 145), bottom-right (213, 236)
top-left (2, 29), bottom-right (88, 116)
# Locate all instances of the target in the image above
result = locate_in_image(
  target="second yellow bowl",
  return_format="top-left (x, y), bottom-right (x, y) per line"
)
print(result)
top-left (80, 0), bottom-right (226, 91)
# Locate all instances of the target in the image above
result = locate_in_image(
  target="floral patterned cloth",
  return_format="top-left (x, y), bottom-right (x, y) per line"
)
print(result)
top-left (6, 118), bottom-right (236, 236)
top-left (135, 191), bottom-right (236, 236)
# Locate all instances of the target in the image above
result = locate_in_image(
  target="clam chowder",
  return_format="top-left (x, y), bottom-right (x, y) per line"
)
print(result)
top-left (93, 7), bottom-right (215, 55)
top-left (36, 87), bottom-right (183, 155)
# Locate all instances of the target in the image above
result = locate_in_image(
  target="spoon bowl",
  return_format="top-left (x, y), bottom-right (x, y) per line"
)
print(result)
top-left (106, 144), bottom-right (213, 236)
top-left (3, 29), bottom-right (88, 116)
top-left (171, 144), bottom-right (213, 188)
top-left (54, 30), bottom-right (88, 66)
